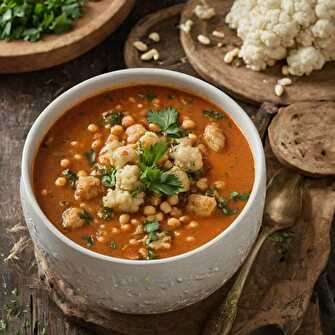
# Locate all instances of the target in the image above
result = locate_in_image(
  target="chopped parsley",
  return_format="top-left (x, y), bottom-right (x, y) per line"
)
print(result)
top-left (230, 191), bottom-right (250, 201)
top-left (84, 149), bottom-right (96, 166)
top-left (98, 207), bottom-right (114, 220)
top-left (146, 92), bottom-right (157, 102)
top-left (147, 107), bottom-right (185, 138)
top-left (110, 241), bottom-right (118, 249)
top-left (139, 141), bottom-right (183, 195)
top-left (100, 167), bottom-right (117, 188)
top-left (83, 235), bottom-right (94, 247)
top-left (202, 109), bottom-right (225, 120)
top-left (102, 111), bottom-right (124, 126)
top-left (144, 219), bottom-right (160, 233)
top-left (79, 210), bottom-right (93, 225)
top-left (0, 0), bottom-right (86, 42)
top-left (206, 187), bottom-right (238, 216)
top-left (148, 249), bottom-right (156, 260)
top-left (62, 169), bottom-right (77, 188)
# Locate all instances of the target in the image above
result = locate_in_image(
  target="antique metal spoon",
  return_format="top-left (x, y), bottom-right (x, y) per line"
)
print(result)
top-left (203, 168), bottom-right (303, 335)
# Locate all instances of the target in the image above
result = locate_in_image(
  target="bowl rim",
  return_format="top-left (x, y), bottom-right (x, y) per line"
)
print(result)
top-left (21, 68), bottom-right (266, 266)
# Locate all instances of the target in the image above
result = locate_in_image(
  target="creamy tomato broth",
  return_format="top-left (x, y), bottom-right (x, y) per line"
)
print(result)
top-left (34, 85), bottom-right (254, 260)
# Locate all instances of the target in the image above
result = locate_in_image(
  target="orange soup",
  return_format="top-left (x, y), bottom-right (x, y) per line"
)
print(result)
top-left (34, 85), bottom-right (254, 260)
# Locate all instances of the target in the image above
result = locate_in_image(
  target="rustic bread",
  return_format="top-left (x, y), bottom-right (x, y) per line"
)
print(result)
top-left (269, 101), bottom-right (335, 176)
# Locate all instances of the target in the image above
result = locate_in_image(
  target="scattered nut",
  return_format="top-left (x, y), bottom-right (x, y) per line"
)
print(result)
top-left (193, 4), bottom-right (216, 20)
top-left (212, 30), bottom-right (225, 38)
top-left (148, 32), bottom-right (160, 42)
top-left (179, 20), bottom-right (193, 33)
top-left (274, 84), bottom-right (284, 97)
top-left (197, 34), bottom-right (211, 45)
top-left (224, 48), bottom-right (240, 64)
top-left (133, 40), bottom-right (148, 52)
top-left (278, 77), bottom-right (292, 86)
top-left (141, 49), bottom-right (160, 61)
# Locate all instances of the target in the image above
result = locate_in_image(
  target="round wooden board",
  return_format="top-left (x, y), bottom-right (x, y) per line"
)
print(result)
top-left (124, 4), bottom-right (198, 76)
top-left (124, 4), bottom-right (258, 117)
top-left (0, 0), bottom-right (135, 73)
top-left (180, 0), bottom-right (335, 106)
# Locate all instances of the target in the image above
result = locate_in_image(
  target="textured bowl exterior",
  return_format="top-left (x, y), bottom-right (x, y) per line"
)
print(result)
top-left (21, 69), bottom-right (266, 314)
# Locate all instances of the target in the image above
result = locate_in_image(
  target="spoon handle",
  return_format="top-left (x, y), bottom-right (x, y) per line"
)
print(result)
top-left (203, 225), bottom-right (276, 335)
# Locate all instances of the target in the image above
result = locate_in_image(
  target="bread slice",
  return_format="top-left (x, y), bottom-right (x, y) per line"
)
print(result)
top-left (269, 101), bottom-right (335, 177)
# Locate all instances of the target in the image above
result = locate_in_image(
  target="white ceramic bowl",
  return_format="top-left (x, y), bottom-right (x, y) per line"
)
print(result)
top-left (21, 69), bottom-right (266, 314)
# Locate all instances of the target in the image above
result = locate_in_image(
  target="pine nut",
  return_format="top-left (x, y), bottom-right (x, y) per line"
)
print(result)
top-left (55, 177), bottom-right (67, 187)
top-left (179, 20), bottom-right (193, 33)
top-left (148, 32), bottom-right (160, 42)
top-left (278, 78), bottom-right (292, 86)
top-left (133, 40), bottom-right (148, 52)
top-left (274, 84), bottom-right (284, 97)
top-left (224, 48), bottom-right (240, 63)
top-left (141, 49), bottom-right (160, 61)
top-left (197, 34), bottom-right (211, 45)
top-left (212, 30), bottom-right (225, 38)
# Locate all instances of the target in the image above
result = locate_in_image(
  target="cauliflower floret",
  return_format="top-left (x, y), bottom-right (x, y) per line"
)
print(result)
top-left (111, 144), bottom-right (138, 168)
top-left (287, 46), bottom-right (326, 76)
top-left (168, 166), bottom-right (190, 192)
top-left (98, 139), bottom-right (122, 165)
top-left (139, 131), bottom-right (160, 148)
top-left (74, 176), bottom-right (101, 200)
top-left (115, 165), bottom-right (140, 191)
top-left (170, 144), bottom-right (203, 172)
top-left (103, 189), bottom-right (144, 213)
top-left (186, 194), bottom-right (217, 217)
top-left (203, 123), bottom-right (226, 152)
top-left (62, 207), bottom-right (86, 229)
top-left (126, 124), bottom-right (146, 144)
top-left (226, 0), bottom-right (335, 76)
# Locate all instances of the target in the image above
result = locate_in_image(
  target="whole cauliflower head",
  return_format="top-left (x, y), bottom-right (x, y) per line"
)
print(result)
top-left (226, 0), bottom-right (335, 76)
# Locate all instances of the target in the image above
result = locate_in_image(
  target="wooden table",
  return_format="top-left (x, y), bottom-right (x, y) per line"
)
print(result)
top-left (1, 1), bottom-right (335, 334)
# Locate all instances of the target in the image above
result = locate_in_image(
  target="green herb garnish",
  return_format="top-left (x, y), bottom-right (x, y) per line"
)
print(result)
top-left (139, 140), bottom-right (183, 195)
top-left (146, 92), bottom-right (157, 102)
top-left (79, 210), bottom-right (93, 225)
top-left (147, 107), bottom-right (185, 138)
top-left (84, 149), bottom-right (96, 166)
top-left (202, 109), bottom-right (224, 120)
top-left (207, 187), bottom-right (238, 216)
top-left (0, 0), bottom-right (86, 42)
top-left (62, 169), bottom-right (77, 188)
top-left (98, 207), bottom-right (114, 220)
top-left (103, 111), bottom-right (124, 126)
top-left (148, 249), bottom-right (156, 260)
top-left (100, 167), bottom-right (117, 188)
top-left (140, 166), bottom-right (183, 195)
top-left (144, 219), bottom-right (160, 233)
top-left (110, 241), bottom-right (118, 249)
top-left (83, 235), bottom-right (94, 247)
top-left (230, 191), bottom-right (250, 201)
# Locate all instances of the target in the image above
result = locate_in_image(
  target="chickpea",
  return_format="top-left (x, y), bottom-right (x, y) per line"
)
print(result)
top-left (143, 206), bottom-right (156, 216)
top-left (167, 218), bottom-right (181, 228)
top-left (122, 116), bottom-right (135, 127)
top-left (111, 227), bottom-right (120, 234)
top-left (179, 215), bottom-right (190, 224)
top-left (187, 221), bottom-right (199, 229)
top-left (186, 236), bottom-right (195, 242)
top-left (148, 123), bottom-right (160, 132)
top-left (97, 236), bottom-right (107, 243)
top-left (41, 189), bottom-right (48, 196)
top-left (74, 154), bottom-right (83, 160)
top-left (160, 201), bottom-right (172, 214)
top-left (156, 212), bottom-right (164, 221)
top-left (77, 170), bottom-right (88, 177)
top-left (70, 141), bottom-right (79, 147)
top-left (88, 123), bottom-right (99, 133)
top-left (137, 103), bottom-right (144, 108)
top-left (167, 195), bottom-right (179, 206)
top-left (170, 207), bottom-right (182, 218)
top-left (111, 125), bottom-right (124, 136)
top-left (214, 180), bottom-right (226, 190)
top-left (128, 97), bottom-right (136, 103)
top-left (131, 218), bottom-right (140, 225)
top-left (150, 196), bottom-right (161, 206)
top-left (119, 214), bottom-right (130, 225)
top-left (196, 178), bottom-right (208, 191)
top-left (121, 224), bottom-right (131, 232)
top-left (60, 158), bottom-right (71, 168)
top-left (91, 139), bottom-right (102, 150)
top-left (55, 177), bottom-right (67, 187)
top-left (100, 224), bottom-right (106, 229)
top-left (182, 119), bottom-right (196, 129)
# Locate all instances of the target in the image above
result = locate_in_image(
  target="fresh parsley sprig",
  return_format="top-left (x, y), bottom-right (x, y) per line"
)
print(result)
top-left (147, 107), bottom-right (185, 138)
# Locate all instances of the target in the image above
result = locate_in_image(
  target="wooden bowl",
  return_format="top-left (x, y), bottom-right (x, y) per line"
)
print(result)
top-left (0, 0), bottom-right (135, 73)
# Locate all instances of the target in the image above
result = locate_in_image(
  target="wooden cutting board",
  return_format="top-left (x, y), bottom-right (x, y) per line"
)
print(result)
top-left (0, 0), bottom-right (135, 73)
top-left (180, 0), bottom-right (335, 106)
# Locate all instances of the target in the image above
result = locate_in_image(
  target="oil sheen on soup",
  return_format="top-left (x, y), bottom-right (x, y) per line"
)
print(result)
top-left (34, 85), bottom-right (254, 260)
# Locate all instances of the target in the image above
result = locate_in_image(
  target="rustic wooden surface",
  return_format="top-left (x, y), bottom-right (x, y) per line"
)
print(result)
top-left (0, 0), bottom-right (135, 73)
top-left (1, 1), bottom-right (335, 335)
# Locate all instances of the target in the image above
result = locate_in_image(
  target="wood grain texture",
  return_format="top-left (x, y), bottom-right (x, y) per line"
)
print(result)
top-left (180, 0), bottom-right (335, 106)
top-left (0, 0), bottom-right (135, 73)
